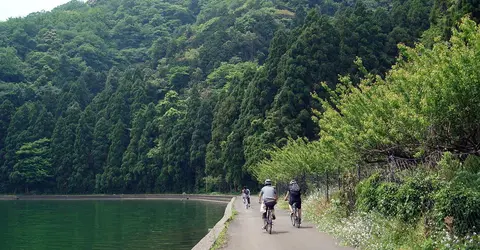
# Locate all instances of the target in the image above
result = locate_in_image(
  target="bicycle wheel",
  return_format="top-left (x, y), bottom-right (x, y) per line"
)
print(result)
top-left (291, 209), bottom-right (296, 226)
top-left (268, 210), bottom-right (273, 234)
top-left (296, 210), bottom-right (301, 228)
top-left (264, 210), bottom-right (270, 232)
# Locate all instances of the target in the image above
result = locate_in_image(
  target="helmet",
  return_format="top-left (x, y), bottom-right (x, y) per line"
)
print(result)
top-left (289, 180), bottom-right (297, 185)
top-left (264, 179), bottom-right (272, 185)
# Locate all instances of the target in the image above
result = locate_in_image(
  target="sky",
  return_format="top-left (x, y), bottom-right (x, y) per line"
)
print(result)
top-left (0, 0), bottom-right (74, 21)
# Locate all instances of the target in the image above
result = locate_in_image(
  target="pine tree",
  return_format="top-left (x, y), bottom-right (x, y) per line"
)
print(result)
top-left (51, 102), bottom-right (81, 193)
top-left (121, 107), bottom-right (147, 192)
top-left (135, 103), bottom-right (158, 192)
top-left (100, 119), bottom-right (129, 193)
top-left (30, 104), bottom-right (55, 140)
top-left (92, 117), bottom-right (111, 193)
top-left (188, 87), bottom-right (214, 192)
top-left (70, 106), bottom-right (96, 193)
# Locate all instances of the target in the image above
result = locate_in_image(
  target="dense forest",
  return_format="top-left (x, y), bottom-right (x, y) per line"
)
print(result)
top-left (0, 0), bottom-right (478, 194)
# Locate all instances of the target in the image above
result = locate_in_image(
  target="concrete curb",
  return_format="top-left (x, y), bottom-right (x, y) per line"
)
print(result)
top-left (192, 197), bottom-right (236, 250)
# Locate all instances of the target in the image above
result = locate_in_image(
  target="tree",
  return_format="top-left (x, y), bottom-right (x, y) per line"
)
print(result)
top-left (70, 106), bottom-right (96, 193)
top-left (99, 119), bottom-right (129, 193)
top-left (188, 87), bottom-right (214, 191)
top-left (0, 47), bottom-right (25, 82)
top-left (9, 138), bottom-right (52, 193)
top-left (51, 102), bottom-right (81, 193)
top-left (92, 117), bottom-right (111, 193)
top-left (1, 102), bottom-right (36, 192)
top-left (30, 104), bottom-right (55, 140)
top-left (0, 100), bottom-right (15, 159)
top-left (132, 103), bottom-right (158, 193)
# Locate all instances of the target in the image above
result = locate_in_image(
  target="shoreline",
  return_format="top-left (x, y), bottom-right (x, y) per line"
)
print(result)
top-left (0, 194), bottom-right (234, 202)
top-left (192, 196), bottom-right (236, 250)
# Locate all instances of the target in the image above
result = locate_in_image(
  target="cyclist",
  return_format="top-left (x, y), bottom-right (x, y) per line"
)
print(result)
top-left (284, 179), bottom-right (302, 224)
top-left (259, 179), bottom-right (277, 229)
top-left (241, 186), bottom-right (251, 207)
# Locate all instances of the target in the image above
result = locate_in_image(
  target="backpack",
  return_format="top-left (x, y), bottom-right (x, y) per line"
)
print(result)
top-left (289, 183), bottom-right (301, 195)
top-left (244, 189), bottom-right (250, 196)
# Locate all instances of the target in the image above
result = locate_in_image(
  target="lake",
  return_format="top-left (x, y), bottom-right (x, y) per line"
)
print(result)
top-left (0, 199), bottom-right (226, 250)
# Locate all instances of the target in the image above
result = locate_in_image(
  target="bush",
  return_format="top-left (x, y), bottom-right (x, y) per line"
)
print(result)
top-left (356, 173), bottom-right (381, 212)
top-left (376, 182), bottom-right (399, 216)
top-left (395, 173), bottom-right (439, 223)
top-left (463, 155), bottom-right (480, 174)
top-left (434, 172), bottom-right (480, 236)
top-left (438, 152), bottom-right (462, 181)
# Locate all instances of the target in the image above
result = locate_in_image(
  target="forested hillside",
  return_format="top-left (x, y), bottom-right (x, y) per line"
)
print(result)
top-left (0, 0), bottom-right (476, 194)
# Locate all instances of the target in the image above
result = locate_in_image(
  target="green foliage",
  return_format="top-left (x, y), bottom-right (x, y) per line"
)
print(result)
top-left (0, 47), bottom-right (25, 82)
top-left (438, 152), bottom-right (462, 181)
top-left (251, 138), bottom-right (325, 183)
top-left (434, 182), bottom-right (480, 236)
top-left (251, 15), bottom-right (480, 246)
top-left (395, 174), bottom-right (438, 223)
top-left (463, 154), bottom-right (480, 174)
top-left (355, 173), bottom-right (381, 212)
top-left (0, 0), bottom-right (474, 196)
top-left (376, 182), bottom-right (399, 216)
top-left (434, 168), bottom-right (480, 236)
top-left (9, 138), bottom-right (52, 193)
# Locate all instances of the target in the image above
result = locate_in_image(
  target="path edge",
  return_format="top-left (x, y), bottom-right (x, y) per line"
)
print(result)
top-left (192, 196), bottom-right (236, 250)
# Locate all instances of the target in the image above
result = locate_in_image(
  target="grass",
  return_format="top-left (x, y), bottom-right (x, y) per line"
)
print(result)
top-left (277, 198), bottom-right (290, 210)
top-left (210, 208), bottom-right (238, 250)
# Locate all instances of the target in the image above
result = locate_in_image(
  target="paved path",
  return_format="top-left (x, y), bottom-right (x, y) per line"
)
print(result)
top-left (224, 197), bottom-right (354, 250)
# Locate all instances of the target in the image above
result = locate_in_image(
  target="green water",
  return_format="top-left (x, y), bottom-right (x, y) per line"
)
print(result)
top-left (0, 199), bottom-right (226, 250)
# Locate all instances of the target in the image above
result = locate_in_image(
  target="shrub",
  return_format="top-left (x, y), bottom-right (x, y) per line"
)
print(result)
top-left (434, 172), bottom-right (480, 236)
top-left (356, 173), bottom-right (381, 212)
top-left (376, 182), bottom-right (399, 217)
top-left (395, 173), bottom-right (439, 223)
top-left (438, 152), bottom-right (462, 181)
top-left (463, 155), bottom-right (480, 174)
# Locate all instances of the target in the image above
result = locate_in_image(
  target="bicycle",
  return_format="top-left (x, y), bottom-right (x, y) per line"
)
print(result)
top-left (243, 196), bottom-right (250, 209)
top-left (290, 202), bottom-right (301, 228)
top-left (264, 205), bottom-right (273, 234)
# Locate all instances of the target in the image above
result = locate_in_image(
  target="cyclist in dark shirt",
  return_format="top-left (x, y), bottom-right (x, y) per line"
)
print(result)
top-left (284, 180), bottom-right (302, 224)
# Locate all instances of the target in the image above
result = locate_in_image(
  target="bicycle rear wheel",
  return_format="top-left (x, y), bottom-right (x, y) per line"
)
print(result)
top-left (291, 209), bottom-right (296, 226)
top-left (266, 210), bottom-right (272, 234)
top-left (291, 204), bottom-right (297, 227)
top-left (296, 211), bottom-right (301, 228)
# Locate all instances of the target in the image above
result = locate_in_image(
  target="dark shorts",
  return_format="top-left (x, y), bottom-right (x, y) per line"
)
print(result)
top-left (264, 199), bottom-right (277, 209)
top-left (289, 199), bottom-right (301, 209)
